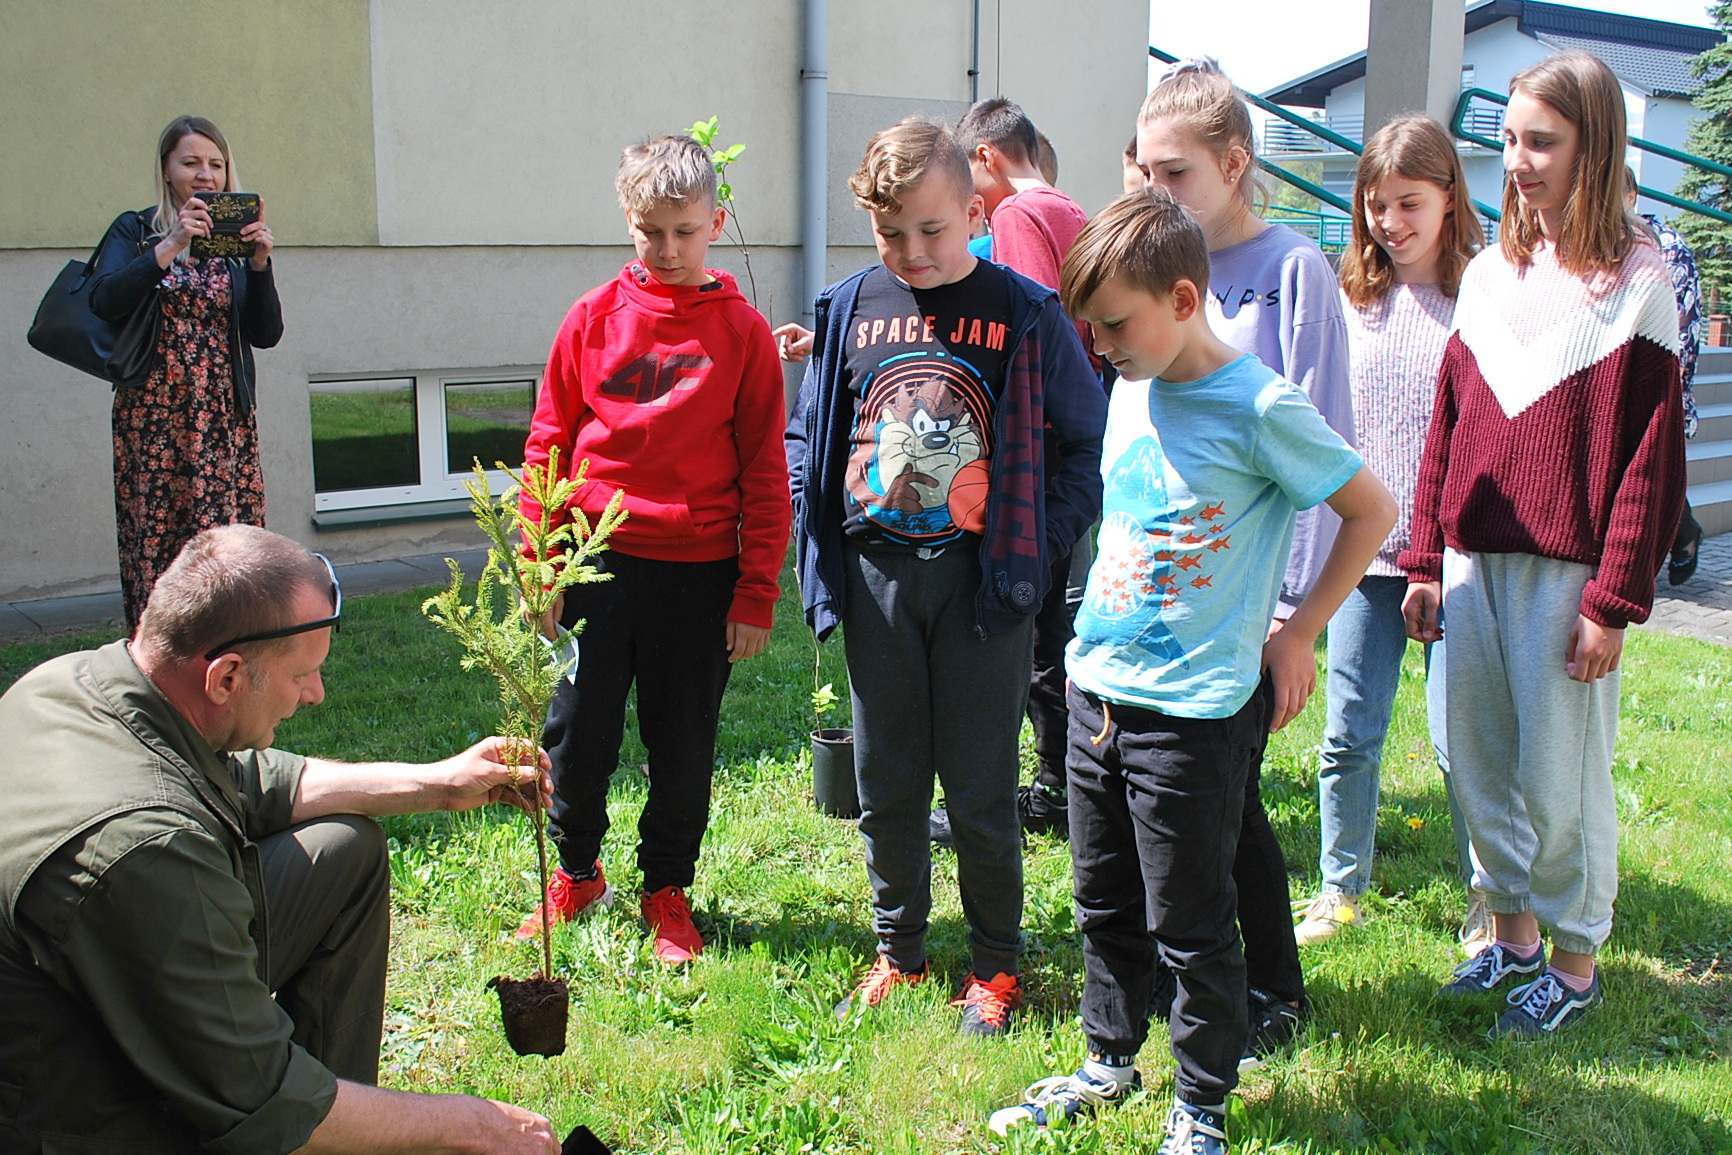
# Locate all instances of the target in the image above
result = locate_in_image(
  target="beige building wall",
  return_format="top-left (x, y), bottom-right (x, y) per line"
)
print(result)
top-left (0, 0), bottom-right (1149, 603)
top-left (368, 0), bottom-right (803, 247)
top-left (0, 0), bottom-right (377, 249)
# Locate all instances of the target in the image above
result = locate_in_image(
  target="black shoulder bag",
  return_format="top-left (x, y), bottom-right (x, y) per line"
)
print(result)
top-left (26, 212), bottom-right (162, 387)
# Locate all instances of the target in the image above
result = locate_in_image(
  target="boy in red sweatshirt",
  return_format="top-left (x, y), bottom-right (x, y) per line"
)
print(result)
top-left (515, 135), bottom-right (790, 963)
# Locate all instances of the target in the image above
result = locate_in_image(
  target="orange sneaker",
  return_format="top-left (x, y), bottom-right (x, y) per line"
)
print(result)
top-left (513, 862), bottom-right (613, 941)
top-left (641, 886), bottom-right (704, 963)
top-left (835, 955), bottom-right (927, 1019)
top-left (953, 971), bottom-right (1021, 1036)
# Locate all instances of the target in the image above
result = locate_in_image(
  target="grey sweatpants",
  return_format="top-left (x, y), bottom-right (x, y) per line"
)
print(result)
top-left (842, 541), bottom-right (1034, 978)
top-left (1440, 548), bottom-right (1620, 956)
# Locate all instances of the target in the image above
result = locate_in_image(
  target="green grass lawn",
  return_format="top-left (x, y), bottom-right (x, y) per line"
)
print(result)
top-left (5, 574), bottom-right (1729, 1154)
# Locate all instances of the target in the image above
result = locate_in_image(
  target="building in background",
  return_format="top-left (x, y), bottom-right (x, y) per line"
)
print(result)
top-left (0, 0), bottom-right (1147, 604)
top-left (1259, 0), bottom-right (1720, 228)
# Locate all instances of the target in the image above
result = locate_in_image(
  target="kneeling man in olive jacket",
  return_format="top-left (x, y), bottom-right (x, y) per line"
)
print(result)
top-left (0, 525), bottom-right (557, 1155)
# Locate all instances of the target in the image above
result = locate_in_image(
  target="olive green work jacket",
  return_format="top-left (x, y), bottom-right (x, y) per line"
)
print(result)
top-left (0, 641), bottom-right (336, 1153)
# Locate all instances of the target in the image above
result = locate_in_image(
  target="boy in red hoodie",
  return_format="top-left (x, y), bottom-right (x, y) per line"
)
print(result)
top-left (515, 135), bottom-right (790, 962)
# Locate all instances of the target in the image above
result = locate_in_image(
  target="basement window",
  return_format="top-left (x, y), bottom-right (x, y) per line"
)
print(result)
top-left (310, 368), bottom-right (540, 516)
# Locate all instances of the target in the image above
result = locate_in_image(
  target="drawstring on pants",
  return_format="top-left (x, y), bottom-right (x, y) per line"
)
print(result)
top-left (1090, 699), bottom-right (1112, 747)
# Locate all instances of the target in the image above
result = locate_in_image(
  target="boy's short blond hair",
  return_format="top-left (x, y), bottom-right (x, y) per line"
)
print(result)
top-left (616, 135), bottom-right (717, 214)
top-left (848, 116), bottom-right (973, 215)
top-left (1060, 187), bottom-right (1211, 316)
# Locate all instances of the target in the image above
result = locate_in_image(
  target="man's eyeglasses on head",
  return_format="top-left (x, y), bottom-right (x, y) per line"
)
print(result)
top-left (203, 553), bottom-right (342, 661)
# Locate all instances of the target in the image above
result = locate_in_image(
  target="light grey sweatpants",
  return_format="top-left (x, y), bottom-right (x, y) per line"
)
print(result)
top-left (1440, 548), bottom-right (1620, 957)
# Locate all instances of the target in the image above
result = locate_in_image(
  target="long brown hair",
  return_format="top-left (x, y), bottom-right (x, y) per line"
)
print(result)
top-left (1500, 53), bottom-right (1640, 275)
top-left (1340, 116), bottom-right (1480, 308)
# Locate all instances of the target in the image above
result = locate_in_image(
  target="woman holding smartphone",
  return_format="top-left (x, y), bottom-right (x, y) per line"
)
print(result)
top-left (88, 115), bottom-right (282, 629)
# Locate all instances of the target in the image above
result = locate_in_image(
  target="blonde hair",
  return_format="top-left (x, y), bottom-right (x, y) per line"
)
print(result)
top-left (1138, 57), bottom-right (1262, 212)
top-left (152, 116), bottom-right (239, 248)
top-left (615, 135), bottom-right (717, 215)
top-left (1339, 116), bottom-right (1480, 308)
top-left (1501, 52), bottom-right (1642, 275)
top-left (849, 116), bottom-right (973, 215)
top-left (1060, 187), bottom-right (1212, 316)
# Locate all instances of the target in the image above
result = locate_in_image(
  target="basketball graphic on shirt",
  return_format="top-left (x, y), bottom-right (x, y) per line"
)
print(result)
top-left (845, 352), bottom-right (994, 543)
top-left (946, 458), bottom-right (990, 535)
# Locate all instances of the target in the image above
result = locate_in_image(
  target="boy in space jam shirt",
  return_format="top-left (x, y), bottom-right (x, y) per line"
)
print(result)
top-left (842, 264), bottom-right (1010, 544)
top-left (786, 117), bottom-right (1104, 1036)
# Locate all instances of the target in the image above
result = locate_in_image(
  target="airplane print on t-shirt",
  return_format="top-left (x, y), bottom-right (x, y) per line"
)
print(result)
top-left (1081, 435), bottom-right (1230, 671)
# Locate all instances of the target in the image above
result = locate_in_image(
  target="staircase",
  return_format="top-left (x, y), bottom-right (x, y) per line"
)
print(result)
top-left (1690, 346), bottom-right (1732, 536)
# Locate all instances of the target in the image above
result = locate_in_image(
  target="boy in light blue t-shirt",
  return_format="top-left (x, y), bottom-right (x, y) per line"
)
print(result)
top-left (989, 189), bottom-right (1395, 1154)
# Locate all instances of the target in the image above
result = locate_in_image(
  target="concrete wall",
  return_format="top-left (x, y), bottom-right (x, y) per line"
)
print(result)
top-left (0, 0), bottom-right (377, 249)
top-left (368, 0), bottom-right (803, 247)
top-left (1632, 97), bottom-right (1696, 221)
top-left (0, 0), bottom-right (1149, 602)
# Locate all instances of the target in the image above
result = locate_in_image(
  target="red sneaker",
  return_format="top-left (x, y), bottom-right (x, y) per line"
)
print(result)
top-left (641, 886), bottom-right (704, 963)
top-left (952, 971), bottom-right (1022, 1036)
top-left (514, 862), bottom-right (613, 941)
top-left (835, 955), bottom-right (927, 1019)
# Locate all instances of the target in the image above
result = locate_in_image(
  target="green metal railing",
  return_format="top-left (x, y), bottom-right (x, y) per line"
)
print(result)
top-left (1263, 206), bottom-right (1354, 251)
top-left (1451, 87), bottom-right (1732, 225)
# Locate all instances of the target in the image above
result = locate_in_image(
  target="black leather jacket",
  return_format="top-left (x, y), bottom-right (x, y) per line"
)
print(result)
top-left (86, 207), bottom-right (283, 413)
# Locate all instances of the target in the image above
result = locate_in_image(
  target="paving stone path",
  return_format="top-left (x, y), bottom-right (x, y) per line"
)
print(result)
top-left (1642, 531), bottom-right (1732, 648)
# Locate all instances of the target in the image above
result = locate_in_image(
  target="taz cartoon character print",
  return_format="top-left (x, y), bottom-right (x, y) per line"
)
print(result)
top-left (845, 350), bottom-right (994, 544)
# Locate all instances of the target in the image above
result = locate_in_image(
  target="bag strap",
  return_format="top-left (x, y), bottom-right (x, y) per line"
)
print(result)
top-left (74, 211), bottom-right (158, 292)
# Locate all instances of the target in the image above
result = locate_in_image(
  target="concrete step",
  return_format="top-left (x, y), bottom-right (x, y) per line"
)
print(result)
top-left (1690, 478), bottom-right (1732, 536)
top-left (1688, 439), bottom-right (1732, 486)
top-left (1696, 402), bottom-right (1732, 445)
top-left (1693, 371), bottom-right (1732, 409)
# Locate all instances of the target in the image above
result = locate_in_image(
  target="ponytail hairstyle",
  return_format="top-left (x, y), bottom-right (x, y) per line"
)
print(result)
top-left (1340, 115), bottom-right (1481, 308)
top-left (1138, 57), bottom-right (1263, 213)
top-left (152, 116), bottom-right (239, 248)
top-left (1501, 52), bottom-right (1641, 275)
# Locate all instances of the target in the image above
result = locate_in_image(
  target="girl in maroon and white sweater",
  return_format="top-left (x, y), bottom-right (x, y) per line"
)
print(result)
top-left (1400, 53), bottom-right (1683, 1038)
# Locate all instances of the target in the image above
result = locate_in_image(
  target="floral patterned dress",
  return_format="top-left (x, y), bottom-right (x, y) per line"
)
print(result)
top-left (111, 257), bottom-right (265, 628)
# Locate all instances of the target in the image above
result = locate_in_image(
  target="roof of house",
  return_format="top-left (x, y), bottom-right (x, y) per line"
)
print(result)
top-left (1261, 0), bottom-right (1722, 107)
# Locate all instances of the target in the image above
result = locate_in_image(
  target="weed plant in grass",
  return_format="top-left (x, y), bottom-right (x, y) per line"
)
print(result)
top-left (4, 576), bottom-right (1729, 1153)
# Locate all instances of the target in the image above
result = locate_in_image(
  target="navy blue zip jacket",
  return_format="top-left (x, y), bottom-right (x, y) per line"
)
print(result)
top-left (786, 264), bottom-right (1106, 639)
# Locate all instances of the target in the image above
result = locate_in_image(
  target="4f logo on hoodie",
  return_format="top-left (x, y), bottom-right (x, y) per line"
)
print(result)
top-left (597, 353), bottom-right (713, 404)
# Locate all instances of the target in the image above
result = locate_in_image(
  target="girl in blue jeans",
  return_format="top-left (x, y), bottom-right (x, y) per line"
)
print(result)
top-left (1294, 117), bottom-right (1481, 945)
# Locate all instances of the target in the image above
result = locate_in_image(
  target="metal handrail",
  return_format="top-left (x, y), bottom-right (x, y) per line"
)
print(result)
top-left (1452, 87), bottom-right (1732, 225)
top-left (1148, 46), bottom-right (1500, 224)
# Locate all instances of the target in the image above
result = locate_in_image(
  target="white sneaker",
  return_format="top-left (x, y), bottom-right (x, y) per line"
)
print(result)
top-left (1459, 889), bottom-right (1493, 958)
top-left (1293, 891), bottom-right (1360, 945)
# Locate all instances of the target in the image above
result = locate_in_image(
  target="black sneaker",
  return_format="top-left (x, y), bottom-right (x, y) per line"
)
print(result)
top-left (1438, 941), bottom-right (1544, 997)
top-left (929, 805), bottom-right (954, 849)
top-left (987, 1065), bottom-right (1142, 1134)
top-left (1019, 782), bottom-right (1069, 838)
top-left (1491, 970), bottom-right (1602, 1038)
top-left (930, 784), bottom-right (1069, 847)
top-left (1158, 1101), bottom-right (1228, 1154)
top-left (1240, 986), bottom-right (1307, 1069)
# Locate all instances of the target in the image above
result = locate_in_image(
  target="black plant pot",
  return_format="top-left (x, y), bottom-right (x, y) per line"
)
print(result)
top-left (488, 974), bottom-right (569, 1057)
top-left (811, 728), bottom-right (860, 818)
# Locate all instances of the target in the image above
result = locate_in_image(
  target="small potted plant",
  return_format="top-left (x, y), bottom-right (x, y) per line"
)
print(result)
top-left (809, 643), bottom-right (858, 819)
top-left (422, 449), bottom-right (624, 1057)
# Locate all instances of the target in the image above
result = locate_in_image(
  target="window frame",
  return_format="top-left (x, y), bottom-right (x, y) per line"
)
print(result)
top-left (309, 366), bottom-right (542, 513)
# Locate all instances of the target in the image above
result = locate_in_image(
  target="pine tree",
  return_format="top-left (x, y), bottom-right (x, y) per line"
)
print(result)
top-left (1677, 1), bottom-right (1732, 310)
